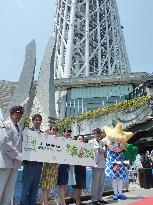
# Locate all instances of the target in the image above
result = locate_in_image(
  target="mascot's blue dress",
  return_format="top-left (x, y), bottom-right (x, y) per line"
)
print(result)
top-left (102, 123), bottom-right (134, 200)
top-left (105, 150), bottom-right (128, 179)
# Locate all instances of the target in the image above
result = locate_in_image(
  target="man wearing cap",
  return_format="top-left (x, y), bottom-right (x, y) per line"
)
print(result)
top-left (89, 128), bottom-right (107, 204)
top-left (0, 106), bottom-right (24, 205)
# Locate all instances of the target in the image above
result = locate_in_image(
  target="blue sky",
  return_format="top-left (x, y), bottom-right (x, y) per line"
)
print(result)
top-left (0, 0), bottom-right (153, 82)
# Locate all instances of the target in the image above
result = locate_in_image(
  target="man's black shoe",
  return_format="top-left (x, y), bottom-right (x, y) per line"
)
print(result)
top-left (98, 200), bottom-right (107, 204)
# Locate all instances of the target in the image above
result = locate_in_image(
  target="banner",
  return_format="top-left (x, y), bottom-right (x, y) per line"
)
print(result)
top-left (22, 129), bottom-right (96, 166)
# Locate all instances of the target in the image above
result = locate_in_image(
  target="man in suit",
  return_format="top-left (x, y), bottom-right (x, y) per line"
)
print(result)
top-left (20, 113), bottom-right (43, 205)
top-left (89, 128), bottom-right (107, 204)
top-left (0, 106), bottom-right (24, 205)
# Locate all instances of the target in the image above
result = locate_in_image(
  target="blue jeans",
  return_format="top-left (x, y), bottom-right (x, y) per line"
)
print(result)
top-left (20, 162), bottom-right (42, 205)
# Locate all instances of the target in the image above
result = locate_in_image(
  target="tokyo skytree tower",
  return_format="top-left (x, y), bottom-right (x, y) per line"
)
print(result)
top-left (54, 0), bottom-right (130, 79)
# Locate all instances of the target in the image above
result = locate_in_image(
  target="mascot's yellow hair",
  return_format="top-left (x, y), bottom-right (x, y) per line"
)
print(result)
top-left (102, 123), bottom-right (133, 149)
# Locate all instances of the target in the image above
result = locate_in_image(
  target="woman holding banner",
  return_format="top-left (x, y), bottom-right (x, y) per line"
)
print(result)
top-left (40, 125), bottom-right (59, 205)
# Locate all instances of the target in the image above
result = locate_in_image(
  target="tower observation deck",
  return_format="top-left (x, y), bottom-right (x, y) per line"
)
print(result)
top-left (54, 0), bottom-right (130, 79)
top-left (52, 0), bottom-right (132, 118)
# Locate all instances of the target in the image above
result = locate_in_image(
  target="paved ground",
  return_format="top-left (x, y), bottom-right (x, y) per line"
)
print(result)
top-left (37, 182), bottom-right (153, 205)
top-left (80, 182), bottom-right (153, 205)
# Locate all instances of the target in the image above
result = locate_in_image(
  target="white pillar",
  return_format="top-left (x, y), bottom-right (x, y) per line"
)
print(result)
top-left (96, 0), bottom-right (102, 76)
top-left (64, 0), bottom-right (76, 78)
top-left (59, 0), bottom-right (69, 74)
top-left (59, 91), bottom-right (67, 119)
top-left (85, 0), bottom-right (90, 77)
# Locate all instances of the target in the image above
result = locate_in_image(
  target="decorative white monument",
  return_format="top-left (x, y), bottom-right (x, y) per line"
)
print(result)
top-left (4, 39), bottom-right (36, 120)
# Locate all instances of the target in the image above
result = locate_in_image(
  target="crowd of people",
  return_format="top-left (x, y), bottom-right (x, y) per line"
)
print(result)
top-left (140, 151), bottom-right (153, 168)
top-left (0, 106), bottom-right (108, 205)
top-left (1, 105), bottom-right (138, 205)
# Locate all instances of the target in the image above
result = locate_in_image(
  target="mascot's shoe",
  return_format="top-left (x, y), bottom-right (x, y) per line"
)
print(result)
top-left (118, 194), bottom-right (127, 200)
top-left (113, 194), bottom-right (118, 200)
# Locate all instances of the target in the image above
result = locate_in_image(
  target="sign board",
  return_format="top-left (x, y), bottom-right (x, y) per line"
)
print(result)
top-left (22, 129), bottom-right (96, 166)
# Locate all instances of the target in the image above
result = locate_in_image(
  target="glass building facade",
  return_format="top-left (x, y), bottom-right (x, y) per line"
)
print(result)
top-left (66, 84), bottom-right (133, 117)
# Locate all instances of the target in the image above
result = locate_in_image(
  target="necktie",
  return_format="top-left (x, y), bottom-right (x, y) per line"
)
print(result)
top-left (15, 123), bottom-right (19, 132)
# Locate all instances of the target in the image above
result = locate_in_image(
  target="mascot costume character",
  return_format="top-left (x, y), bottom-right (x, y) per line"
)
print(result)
top-left (102, 123), bottom-right (135, 201)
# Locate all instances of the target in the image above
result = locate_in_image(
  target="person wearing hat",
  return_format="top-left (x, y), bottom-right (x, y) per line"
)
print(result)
top-left (89, 128), bottom-right (107, 204)
top-left (0, 105), bottom-right (24, 205)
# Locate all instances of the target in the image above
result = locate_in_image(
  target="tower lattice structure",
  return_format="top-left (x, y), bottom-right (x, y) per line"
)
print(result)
top-left (54, 0), bottom-right (130, 79)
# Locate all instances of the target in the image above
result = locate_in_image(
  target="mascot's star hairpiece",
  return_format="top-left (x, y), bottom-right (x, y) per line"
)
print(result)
top-left (102, 123), bottom-right (133, 148)
top-left (102, 123), bottom-right (138, 162)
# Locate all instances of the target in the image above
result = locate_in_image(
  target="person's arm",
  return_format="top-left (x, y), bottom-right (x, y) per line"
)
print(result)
top-left (0, 123), bottom-right (22, 161)
top-left (88, 140), bottom-right (99, 152)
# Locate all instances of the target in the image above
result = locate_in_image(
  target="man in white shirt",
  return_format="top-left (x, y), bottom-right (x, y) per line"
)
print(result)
top-left (89, 128), bottom-right (107, 204)
top-left (0, 106), bottom-right (24, 205)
